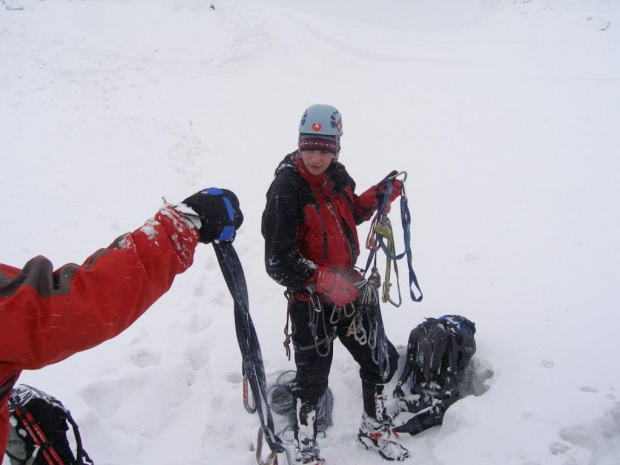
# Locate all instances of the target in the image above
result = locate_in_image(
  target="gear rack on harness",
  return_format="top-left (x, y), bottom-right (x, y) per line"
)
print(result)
top-left (363, 171), bottom-right (423, 305)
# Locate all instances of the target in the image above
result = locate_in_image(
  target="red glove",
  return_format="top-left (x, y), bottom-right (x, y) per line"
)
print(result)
top-left (314, 268), bottom-right (358, 307)
top-left (358, 172), bottom-right (404, 217)
top-left (390, 179), bottom-right (403, 201)
top-left (378, 171), bottom-right (403, 203)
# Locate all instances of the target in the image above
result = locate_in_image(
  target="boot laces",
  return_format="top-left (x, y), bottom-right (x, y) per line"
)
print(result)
top-left (369, 427), bottom-right (400, 442)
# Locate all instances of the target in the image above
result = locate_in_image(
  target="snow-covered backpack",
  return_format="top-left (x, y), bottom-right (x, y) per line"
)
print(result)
top-left (5, 384), bottom-right (94, 465)
top-left (393, 315), bottom-right (476, 435)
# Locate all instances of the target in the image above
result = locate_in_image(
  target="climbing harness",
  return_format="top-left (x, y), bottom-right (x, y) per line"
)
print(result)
top-left (278, 171), bottom-right (421, 383)
top-left (364, 171), bottom-right (423, 304)
top-left (281, 277), bottom-right (390, 378)
top-left (214, 243), bottom-right (290, 465)
top-left (283, 291), bottom-right (339, 358)
top-left (330, 301), bottom-right (356, 324)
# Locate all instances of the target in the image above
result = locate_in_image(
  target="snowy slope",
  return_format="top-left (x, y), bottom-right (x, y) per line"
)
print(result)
top-left (1, 0), bottom-right (619, 464)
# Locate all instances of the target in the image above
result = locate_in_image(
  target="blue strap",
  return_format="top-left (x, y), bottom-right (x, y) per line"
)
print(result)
top-left (366, 180), bottom-right (423, 303)
top-left (219, 196), bottom-right (236, 241)
top-left (398, 194), bottom-right (423, 302)
top-left (218, 225), bottom-right (236, 242)
top-left (222, 197), bottom-right (235, 221)
top-left (203, 187), bottom-right (223, 195)
top-left (202, 188), bottom-right (236, 242)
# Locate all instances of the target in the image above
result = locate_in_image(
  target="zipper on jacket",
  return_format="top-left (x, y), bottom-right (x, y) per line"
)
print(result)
top-left (312, 203), bottom-right (329, 260)
top-left (325, 197), bottom-right (354, 269)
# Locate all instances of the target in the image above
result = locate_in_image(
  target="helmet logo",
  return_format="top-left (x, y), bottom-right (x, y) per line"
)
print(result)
top-left (330, 111), bottom-right (342, 133)
top-left (312, 123), bottom-right (322, 132)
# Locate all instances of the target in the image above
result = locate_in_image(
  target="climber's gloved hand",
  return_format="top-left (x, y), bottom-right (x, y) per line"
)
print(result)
top-left (375, 170), bottom-right (404, 205)
top-left (179, 188), bottom-right (243, 244)
top-left (313, 267), bottom-right (358, 307)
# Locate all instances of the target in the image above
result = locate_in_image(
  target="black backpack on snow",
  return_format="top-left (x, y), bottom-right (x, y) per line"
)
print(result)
top-left (393, 315), bottom-right (476, 435)
top-left (5, 384), bottom-right (94, 465)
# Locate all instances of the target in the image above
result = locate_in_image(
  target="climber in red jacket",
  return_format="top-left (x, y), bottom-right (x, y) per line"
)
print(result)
top-left (0, 187), bottom-right (243, 457)
top-left (262, 104), bottom-right (408, 463)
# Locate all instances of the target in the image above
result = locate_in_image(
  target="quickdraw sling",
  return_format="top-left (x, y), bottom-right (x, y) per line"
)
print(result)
top-left (364, 171), bottom-right (423, 305)
top-left (214, 243), bottom-right (292, 465)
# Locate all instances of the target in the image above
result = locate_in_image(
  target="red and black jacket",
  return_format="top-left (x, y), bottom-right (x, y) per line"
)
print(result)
top-left (262, 152), bottom-right (383, 292)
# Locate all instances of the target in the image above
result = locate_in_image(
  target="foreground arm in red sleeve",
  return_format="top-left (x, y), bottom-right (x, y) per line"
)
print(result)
top-left (0, 188), bottom-right (243, 456)
top-left (0, 205), bottom-right (198, 370)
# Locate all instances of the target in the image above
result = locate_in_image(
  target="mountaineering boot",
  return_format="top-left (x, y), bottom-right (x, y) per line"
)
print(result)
top-left (357, 412), bottom-right (410, 461)
top-left (293, 398), bottom-right (325, 464)
top-left (357, 387), bottom-right (409, 461)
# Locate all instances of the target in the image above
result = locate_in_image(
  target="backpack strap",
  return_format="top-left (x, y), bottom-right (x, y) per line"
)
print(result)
top-left (10, 402), bottom-right (64, 464)
top-left (393, 323), bottom-right (427, 396)
top-left (9, 385), bottom-right (95, 465)
top-left (437, 315), bottom-right (477, 371)
top-left (61, 409), bottom-right (94, 465)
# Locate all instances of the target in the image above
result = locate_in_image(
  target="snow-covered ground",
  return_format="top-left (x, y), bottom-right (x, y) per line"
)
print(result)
top-left (2, 0), bottom-right (619, 464)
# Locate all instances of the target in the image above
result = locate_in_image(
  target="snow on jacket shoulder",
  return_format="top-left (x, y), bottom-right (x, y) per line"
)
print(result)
top-left (0, 205), bottom-right (199, 456)
top-left (262, 152), bottom-right (380, 291)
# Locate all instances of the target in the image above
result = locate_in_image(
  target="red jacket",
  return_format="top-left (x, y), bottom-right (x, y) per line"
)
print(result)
top-left (0, 206), bottom-right (199, 456)
top-left (262, 152), bottom-right (383, 291)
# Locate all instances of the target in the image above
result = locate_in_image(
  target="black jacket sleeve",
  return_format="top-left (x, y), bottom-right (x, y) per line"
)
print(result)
top-left (262, 170), bottom-right (317, 289)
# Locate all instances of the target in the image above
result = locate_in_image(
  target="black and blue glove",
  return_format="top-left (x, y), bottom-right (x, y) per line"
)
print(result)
top-left (180, 188), bottom-right (243, 244)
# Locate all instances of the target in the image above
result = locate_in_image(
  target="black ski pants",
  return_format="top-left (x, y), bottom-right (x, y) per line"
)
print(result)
top-left (289, 296), bottom-right (399, 418)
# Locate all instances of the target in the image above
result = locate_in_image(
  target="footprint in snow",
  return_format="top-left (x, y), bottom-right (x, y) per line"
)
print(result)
top-left (549, 400), bottom-right (620, 462)
top-left (128, 348), bottom-right (161, 368)
top-left (580, 386), bottom-right (598, 393)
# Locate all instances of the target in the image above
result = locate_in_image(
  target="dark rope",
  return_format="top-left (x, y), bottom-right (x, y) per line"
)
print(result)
top-left (213, 243), bottom-right (285, 455)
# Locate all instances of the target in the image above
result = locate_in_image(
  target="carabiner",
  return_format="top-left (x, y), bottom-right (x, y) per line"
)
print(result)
top-left (243, 375), bottom-right (257, 414)
top-left (256, 428), bottom-right (293, 465)
top-left (387, 171), bottom-right (408, 182)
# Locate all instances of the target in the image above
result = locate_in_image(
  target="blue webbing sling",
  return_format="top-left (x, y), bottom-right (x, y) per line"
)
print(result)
top-left (363, 175), bottom-right (423, 303)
